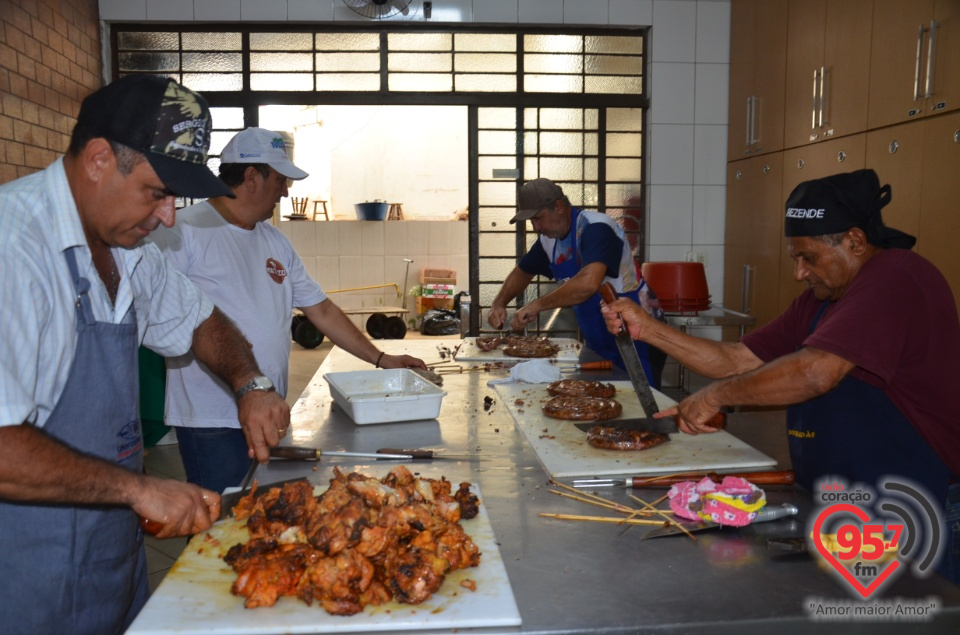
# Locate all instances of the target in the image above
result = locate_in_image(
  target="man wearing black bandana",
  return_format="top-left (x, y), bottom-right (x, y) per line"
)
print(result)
top-left (601, 169), bottom-right (960, 585)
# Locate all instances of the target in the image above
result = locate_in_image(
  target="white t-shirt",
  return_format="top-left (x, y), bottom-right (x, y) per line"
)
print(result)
top-left (150, 201), bottom-right (326, 428)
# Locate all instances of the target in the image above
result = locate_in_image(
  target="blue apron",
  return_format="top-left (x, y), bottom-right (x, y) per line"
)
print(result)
top-left (548, 209), bottom-right (657, 387)
top-left (786, 301), bottom-right (951, 505)
top-left (0, 247), bottom-right (148, 635)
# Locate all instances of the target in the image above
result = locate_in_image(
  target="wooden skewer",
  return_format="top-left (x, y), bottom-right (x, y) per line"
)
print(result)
top-left (630, 494), bottom-right (698, 542)
top-left (550, 480), bottom-right (622, 508)
top-left (539, 513), bottom-right (668, 526)
top-left (548, 489), bottom-right (656, 515)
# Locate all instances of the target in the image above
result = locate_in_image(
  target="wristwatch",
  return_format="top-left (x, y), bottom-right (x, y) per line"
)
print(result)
top-left (235, 375), bottom-right (275, 400)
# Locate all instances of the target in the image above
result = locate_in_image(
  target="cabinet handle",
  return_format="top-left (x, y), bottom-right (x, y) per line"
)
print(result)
top-left (926, 20), bottom-right (938, 98)
top-left (741, 264), bottom-right (754, 314)
top-left (745, 96), bottom-right (753, 147)
top-left (751, 96), bottom-right (759, 145)
top-left (818, 66), bottom-right (827, 128)
top-left (811, 68), bottom-right (820, 130)
top-left (914, 23), bottom-right (928, 102)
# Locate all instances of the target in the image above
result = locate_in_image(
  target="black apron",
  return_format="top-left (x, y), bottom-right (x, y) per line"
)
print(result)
top-left (0, 247), bottom-right (148, 634)
top-left (786, 301), bottom-right (950, 505)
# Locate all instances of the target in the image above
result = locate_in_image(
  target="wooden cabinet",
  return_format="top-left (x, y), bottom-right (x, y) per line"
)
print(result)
top-left (727, 0), bottom-right (788, 161)
top-left (865, 122), bottom-right (926, 241)
top-left (917, 110), bottom-right (960, 306)
top-left (783, 0), bottom-right (873, 149)
top-left (868, 0), bottom-right (960, 130)
top-left (779, 134), bottom-right (867, 310)
top-left (723, 154), bottom-right (785, 339)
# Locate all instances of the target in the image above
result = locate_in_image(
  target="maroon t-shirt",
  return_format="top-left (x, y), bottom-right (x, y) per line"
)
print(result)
top-left (742, 249), bottom-right (960, 475)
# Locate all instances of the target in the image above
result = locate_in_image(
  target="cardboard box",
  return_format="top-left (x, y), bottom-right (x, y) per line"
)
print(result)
top-left (421, 284), bottom-right (455, 298)
top-left (416, 296), bottom-right (455, 314)
top-left (419, 268), bottom-right (456, 285)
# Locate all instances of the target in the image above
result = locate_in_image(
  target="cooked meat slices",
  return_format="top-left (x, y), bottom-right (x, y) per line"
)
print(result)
top-left (501, 336), bottom-right (559, 358)
top-left (541, 394), bottom-right (622, 421)
top-left (547, 379), bottom-right (616, 399)
top-left (586, 426), bottom-right (670, 451)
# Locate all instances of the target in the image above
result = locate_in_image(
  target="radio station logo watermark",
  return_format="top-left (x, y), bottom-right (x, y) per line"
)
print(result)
top-left (804, 476), bottom-right (945, 622)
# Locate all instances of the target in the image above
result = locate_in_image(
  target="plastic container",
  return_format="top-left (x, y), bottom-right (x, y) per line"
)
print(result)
top-left (323, 368), bottom-right (447, 424)
top-left (354, 202), bottom-right (389, 220)
top-left (641, 261), bottom-right (711, 313)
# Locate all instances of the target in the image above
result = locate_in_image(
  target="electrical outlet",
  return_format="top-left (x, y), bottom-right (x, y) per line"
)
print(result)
top-left (685, 251), bottom-right (707, 265)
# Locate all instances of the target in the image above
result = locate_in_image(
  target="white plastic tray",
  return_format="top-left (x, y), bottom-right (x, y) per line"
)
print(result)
top-left (323, 368), bottom-right (447, 425)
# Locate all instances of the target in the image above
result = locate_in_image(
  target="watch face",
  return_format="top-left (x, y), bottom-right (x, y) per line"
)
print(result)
top-left (254, 376), bottom-right (274, 390)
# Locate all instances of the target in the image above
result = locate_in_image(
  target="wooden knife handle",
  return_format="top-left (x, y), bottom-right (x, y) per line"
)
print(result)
top-left (598, 281), bottom-right (619, 305)
top-left (139, 516), bottom-right (163, 536)
top-left (579, 360), bottom-right (613, 370)
top-left (703, 411), bottom-right (727, 429)
top-left (269, 446), bottom-right (320, 461)
top-left (378, 448), bottom-right (435, 459)
top-left (627, 470), bottom-right (796, 488)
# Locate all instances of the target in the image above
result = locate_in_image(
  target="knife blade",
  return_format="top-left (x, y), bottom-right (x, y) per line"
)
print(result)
top-left (572, 412), bottom-right (727, 435)
top-left (642, 503), bottom-right (799, 539)
top-left (598, 281), bottom-right (659, 418)
top-left (269, 446), bottom-right (412, 460)
top-left (222, 476), bottom-right (312, 516)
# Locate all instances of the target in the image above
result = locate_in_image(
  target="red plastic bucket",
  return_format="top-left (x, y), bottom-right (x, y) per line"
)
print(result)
top-left (641, 262), bottom-right (711, 313)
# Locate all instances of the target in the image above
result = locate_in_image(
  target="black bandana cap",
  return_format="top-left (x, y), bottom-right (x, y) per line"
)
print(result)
top-left (783, 169), bottom-right (916, 249)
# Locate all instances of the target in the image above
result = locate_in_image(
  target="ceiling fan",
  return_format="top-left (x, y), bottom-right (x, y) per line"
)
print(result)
top-left (342, 0), bottom-right (415, 20)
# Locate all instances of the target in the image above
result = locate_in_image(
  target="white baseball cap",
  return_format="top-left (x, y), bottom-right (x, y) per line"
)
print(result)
top-left (220, 127), bottom-right (309, 180)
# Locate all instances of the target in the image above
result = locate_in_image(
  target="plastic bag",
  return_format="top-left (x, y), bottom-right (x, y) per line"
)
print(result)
top-left (420, 309), bottom-right (460, 336)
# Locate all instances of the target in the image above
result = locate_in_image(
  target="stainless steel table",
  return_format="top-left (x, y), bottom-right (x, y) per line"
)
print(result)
top-left (255, 339), bottom-right (960, 635)
top-left (663, 306), bottom-right (756, 391)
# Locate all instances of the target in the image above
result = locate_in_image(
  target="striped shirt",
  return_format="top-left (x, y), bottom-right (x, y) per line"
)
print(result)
top-left (0, 158), bottom-right (213, 428)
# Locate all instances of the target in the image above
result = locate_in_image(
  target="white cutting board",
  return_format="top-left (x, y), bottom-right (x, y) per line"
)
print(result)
top-left (127, 480), bottom-right (520, 635)
top-left (454, 337), bottom-right (582, 363)
top-left (493, 381), bottom-right (777, 479)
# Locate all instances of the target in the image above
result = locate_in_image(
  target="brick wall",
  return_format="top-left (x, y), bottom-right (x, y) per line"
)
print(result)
top-left (0, 0), bottom-right (101, 184)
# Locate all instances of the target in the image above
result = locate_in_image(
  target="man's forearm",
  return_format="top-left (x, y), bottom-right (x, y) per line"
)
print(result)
top-left (640, 319), bottom-right (760, 379)
top-left (190, 306), bottom-right (261, 392)
top-left (491, 268), bottom-right (534, 308)
top-left (301, 300), bottom-right (381, 365)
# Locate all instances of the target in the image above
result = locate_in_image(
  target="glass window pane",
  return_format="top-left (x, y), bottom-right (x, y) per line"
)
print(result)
top-left (584, 132), bottom-right (598, 156)
top-left (605, 183), bottom-right (642, 207)
top-left (607, 108), bottom-right (642, 132)
top-left (316, 52), bottom-right (380, 72)
top-left (183, 52), bottom-right (242, 72)
top-left (523, 131), bottom-right (538, 154)
top-left (315, 73), bottom-right (381, 91)
top-left (479, 181), bottom-right (518, 207)
top-left (478, 108), bottom-right (516, 130)
top-left (539, 131), bottom-right (583, 155)
top-left (389, 33), bottom-right (451, 51)
top-left (209, 107), bottom-right (245, 129)
top-left (525, 74), bottom-right (583, 93)
top-left (585, 55), bottom-right (642, 75)
top-left (524, 34), bottom-right (582, 53)
top-left (606, 132), bottom-right (643, 157)
top-left (524, 54), bottom-right (583, 74)
top-left (586, 35), bottom-right (643, 55)
top-left (585, 109), bottom-right (598, 129)
top-left (251, 52), bottom-right (313, 72)
top-left (586, 76), bottom-right (643, 94)
top-left (209, 130), bottom-right (239, 156)
top-left (316, 33), bottom-right (380, 50)
top-left (250, 32), bottom-right (312, 50)
top-left (455, 74), bottom-right (517, 92)
top-left (455, 33), bottom-right (516, 52)
top-left (523, 156), bottom-right (539, 178)
top-left (454, 53), bottom-right (516, 73)
top-left (388, 73), bottom-right (452, 91)
top-left (388, 53), bottom-right (452, 72)
top-left (479, 232), bottom-right (518, 257)
top-left (478, 156), bottom-right (517, 177)
top-left (118, 32), bottom-right (179, 50)
top-left (523, 108), bottom-right (538, 130)
top-left (606, 158), bottom-right (643, 181)
top-left (250, 73), bottom-right (314, 91)
top-left (182, 73), bottom-right (243, 91)
top-left (538, 157), bottom-right (585, 181)
top-left (539, 109), bottom-right (584, 130)
top-left (477, 207), bottom-right (517, 231)
top-left (479, 280), bottom-right (516, 305)
top-left (182, 32), bottom-right (241, 51)
top-left (584, 157), bottom-right (598, 181)
top-left (118, 52), bottom-right (179, 73)
top-left (478, 130), bottom-right (518, 154)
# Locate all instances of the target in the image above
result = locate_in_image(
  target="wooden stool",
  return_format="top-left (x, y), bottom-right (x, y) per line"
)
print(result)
top-left (312, 200), bottom-right (329, 221)
top-left (387, 202), bottom-right (404, 220)
top-left (290, 197), bottom-right (308, 216)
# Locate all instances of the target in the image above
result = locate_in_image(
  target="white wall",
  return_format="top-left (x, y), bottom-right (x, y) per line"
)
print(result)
top-left (99, 0), bottom-right (731, 333)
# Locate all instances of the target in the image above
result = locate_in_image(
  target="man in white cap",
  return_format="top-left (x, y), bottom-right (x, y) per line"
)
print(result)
top-left (151, 128), bottom-right (425, 494)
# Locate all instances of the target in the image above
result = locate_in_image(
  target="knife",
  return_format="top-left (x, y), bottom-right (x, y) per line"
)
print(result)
top-left (598, 281), bottom-right (659, 418)
top-left (376, 448), bottom-right (475, 460)
top-left (222, 476), bottom-right (313, 516)
top-left (269, 446), bottom-right (412, 460)
top-left (571, 470), bottom-right (797, 489)
top-left (642, 503), bottom-right (799, 539)
top-left (573, 411), bottom-right (727, 435)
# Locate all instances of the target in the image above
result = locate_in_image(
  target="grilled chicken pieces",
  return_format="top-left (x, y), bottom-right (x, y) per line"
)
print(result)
top-left (224, 467), bottom-right (482, 615)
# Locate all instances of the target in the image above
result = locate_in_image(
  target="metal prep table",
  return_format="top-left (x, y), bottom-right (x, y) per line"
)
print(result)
top-left (663, 306), bottom-right (756, 391)
top-left (220, 340), bottom-right (960, 634)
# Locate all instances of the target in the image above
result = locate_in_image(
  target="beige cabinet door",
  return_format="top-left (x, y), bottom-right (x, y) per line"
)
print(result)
top-left (723, 154), bottom-right (785, 338)
top-left (728, 0), bottom-right (758, 161)
top-left (865, 122), bottom-right (925, 242)
top-left (784, 0), bottom-right (872, 149)
top-left (779, 134), bottom-right (867, 310)
top-left (918, 110), bottom-right (960, 307)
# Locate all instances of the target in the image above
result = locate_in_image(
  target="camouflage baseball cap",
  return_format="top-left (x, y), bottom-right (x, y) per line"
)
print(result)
top-left (75, 75), bottom-right (233, 199)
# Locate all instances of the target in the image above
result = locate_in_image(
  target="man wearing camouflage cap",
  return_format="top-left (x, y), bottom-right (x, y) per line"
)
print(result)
top-left (0, 75), bottom-right (290, 633)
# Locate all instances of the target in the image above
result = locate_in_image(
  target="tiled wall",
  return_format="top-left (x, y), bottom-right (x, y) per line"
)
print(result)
top-left (0, 0), bottom-right (102, 183)
top-left (277, 219), bottom-right (470, 329)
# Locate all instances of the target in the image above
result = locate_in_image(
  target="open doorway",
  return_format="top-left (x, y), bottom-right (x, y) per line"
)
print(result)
top-left (259, 105), bottom-right (469, 221)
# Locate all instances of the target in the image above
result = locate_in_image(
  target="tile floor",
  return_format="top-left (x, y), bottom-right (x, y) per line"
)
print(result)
top-left (142, 336), bottom-right (701, 591)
